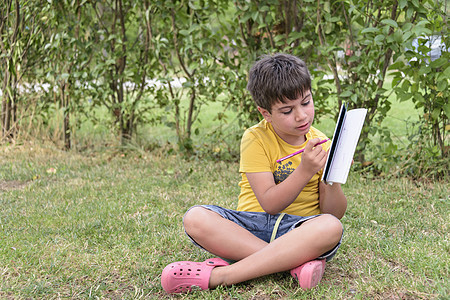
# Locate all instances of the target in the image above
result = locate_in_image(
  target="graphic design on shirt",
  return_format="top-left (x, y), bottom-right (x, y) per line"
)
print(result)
top-left (273, 161), bottom-right (295, 184)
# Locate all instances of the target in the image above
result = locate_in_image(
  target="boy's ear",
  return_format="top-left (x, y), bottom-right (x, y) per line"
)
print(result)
top-left (257, 106), bottom-right (272, 122)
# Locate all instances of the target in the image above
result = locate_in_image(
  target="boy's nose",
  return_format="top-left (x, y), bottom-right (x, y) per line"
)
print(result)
top-left (295, 108), bottom-right (307, 121)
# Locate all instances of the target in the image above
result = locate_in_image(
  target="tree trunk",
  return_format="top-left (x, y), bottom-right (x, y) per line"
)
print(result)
top-left (60, 83), bottom-right (71, 150)
top-left (1, 71), bottom-right (17, 140)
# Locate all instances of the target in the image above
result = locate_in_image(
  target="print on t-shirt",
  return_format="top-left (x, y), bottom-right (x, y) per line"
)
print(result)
top-left (273, 161), bottom-right (294, 184)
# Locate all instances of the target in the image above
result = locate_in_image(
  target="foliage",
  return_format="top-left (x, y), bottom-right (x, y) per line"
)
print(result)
top-left (41, 0), bottom-right (89, 150)
top-left (390, 5), bottom-right (449, 160)
top-left (148, 0), bottom-right (234, 151)
top-left (367, 119), bottom-right (449, 180)
top-left (380, 1), bottom-right (449, 179)
top-left (314, 0), bottom-right (439, 163)
top-left (224, 0), bottom-right (333, 125)
top-left (0, 0), bottom-right (448, 179)
top-left (86, 1), bottom-right (158, 145)
top-left (0, 0), bottom-right (47, 140)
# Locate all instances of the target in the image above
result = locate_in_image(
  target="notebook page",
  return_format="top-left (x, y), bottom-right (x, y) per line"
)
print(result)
top-left (326, 108), bottom-right (367, 184)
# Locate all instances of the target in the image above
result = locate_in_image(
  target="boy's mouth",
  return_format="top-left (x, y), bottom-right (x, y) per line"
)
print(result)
top-left (296, 122), bottom-right (309, 130)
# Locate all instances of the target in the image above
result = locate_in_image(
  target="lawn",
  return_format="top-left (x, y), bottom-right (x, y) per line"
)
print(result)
top-left (0, 142), bottom-right (448, 299)
top-left (0, 75), bottom-right (446, 298)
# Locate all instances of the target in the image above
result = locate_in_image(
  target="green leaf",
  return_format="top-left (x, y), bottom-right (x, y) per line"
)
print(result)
top-left (188, 2), bottom-right (201, 10)
top-left (288, 32), bottom-right (305, 40)
top-left (443, 66), bottom-right (450, 77)
top-left (393, 29), bottom-right (403, 43)
top-left (182, 81), bottom-right (194, 88)
top-left (375, 34), bottom-right (386, 45)
top-left (252, 11), bottom-right (259, 21)
top-left (402, 31), bottom-right (413, 42)
top-left (443, 102), bottom-right (450, 118)
top-left (416, 20), bottom-right (431, 27)
top-left (431, 108), bottom-right (440, 120)
top-left (399, 92), bottom-right (412, 102)
top-left (437, 79), bottom-right (448, 92)
top-left (418, 65), bottom-right (431, 76)
top-left (340, 90), bottom-right (352, 98)
top-left (401, 80), bottom-right (411, 90)
top-left (348, 55), bottom-right (359, 63)
top-left (413, 26), bottom-right (432, 36)
top-left (430, 57), bottom-right (448, 69)
top-left (60, 73), bottom-right (70, 80)
top-left (179, 29), bottom-right (190, 36)
top-left (329, 17), bottom-right (340, 23)
top-left (361, 27), bottom-right (378, 34)
top-left (381, 19), bottom-right (398, 28)
top-left (413, 92), bottom-right (424, 103)
top-left (399, 0), bottom-right (407, 9)
top-left (391, 74), bottom-right (404, 87)
top-left (406, 7), bottom-right (414, 19)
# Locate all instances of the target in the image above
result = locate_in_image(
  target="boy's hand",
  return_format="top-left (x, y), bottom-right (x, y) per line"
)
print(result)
top-left (300, 138), bottom-right (328, 175)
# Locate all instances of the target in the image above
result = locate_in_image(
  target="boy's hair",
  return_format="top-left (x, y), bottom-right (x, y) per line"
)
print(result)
top-left (247, 53), bottom-right (311, 113)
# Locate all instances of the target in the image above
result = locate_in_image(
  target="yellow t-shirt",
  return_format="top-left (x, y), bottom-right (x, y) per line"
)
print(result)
top-left (237, 120), bottom-right (331, 216)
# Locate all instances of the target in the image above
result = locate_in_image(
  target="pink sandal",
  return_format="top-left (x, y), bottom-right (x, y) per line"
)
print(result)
top-left (290, 259), bottom-right (326, 289)
top-left (161, 258), bottom-right (229, 293)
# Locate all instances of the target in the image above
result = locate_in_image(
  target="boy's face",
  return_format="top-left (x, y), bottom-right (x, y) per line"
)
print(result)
top-left (258, 90), bottom-right (315, 146)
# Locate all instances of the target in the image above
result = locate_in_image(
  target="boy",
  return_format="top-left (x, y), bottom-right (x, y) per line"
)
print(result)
top-left (161, 53), bottom-right (347, 293)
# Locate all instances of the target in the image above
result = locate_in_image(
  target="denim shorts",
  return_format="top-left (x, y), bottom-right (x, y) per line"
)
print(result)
top-left (183, 205), bottom-right (342, 262)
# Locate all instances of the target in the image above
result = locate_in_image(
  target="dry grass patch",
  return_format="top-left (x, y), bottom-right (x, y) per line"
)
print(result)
top-left (0, 180), bottom-right (30, 191)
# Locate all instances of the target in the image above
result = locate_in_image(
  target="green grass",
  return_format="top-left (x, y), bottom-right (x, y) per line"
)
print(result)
top-left (1, 78), bottom-right (444, 298)
top-left (0, 143), bottom-right (448, 299)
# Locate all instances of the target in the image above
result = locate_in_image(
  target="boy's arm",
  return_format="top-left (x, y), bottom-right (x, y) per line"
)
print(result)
top-left (319, 182), bottom-right (347, 219)
top-left (246, 138), bottom-right (327, 215)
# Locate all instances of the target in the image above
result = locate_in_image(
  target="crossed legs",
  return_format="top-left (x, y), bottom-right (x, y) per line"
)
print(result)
top-left (183, 206), bottom-right (343, 288)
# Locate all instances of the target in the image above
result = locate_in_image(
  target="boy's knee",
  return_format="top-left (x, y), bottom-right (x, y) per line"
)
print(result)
top-left (183, 206), bottom-right (212, 236)
top-left (316, 214), bottom-right (343, 241)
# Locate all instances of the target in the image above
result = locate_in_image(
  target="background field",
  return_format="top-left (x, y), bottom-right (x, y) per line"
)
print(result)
top-left (134, 84), bottom-right (424, 159)
top-left (0, 140), bottom-right (448, 299)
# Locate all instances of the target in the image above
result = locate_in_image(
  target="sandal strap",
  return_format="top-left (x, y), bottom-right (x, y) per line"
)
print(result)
top-left (204, 257), bottom-right (229, 266)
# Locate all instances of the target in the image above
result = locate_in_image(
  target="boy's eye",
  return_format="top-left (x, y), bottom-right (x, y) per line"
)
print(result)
top-left (302, 100), bottom-right (311, 106)
top-left (282, 109), bottom-right (292, 115)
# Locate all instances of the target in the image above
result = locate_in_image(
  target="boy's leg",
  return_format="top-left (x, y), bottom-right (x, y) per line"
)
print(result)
top-left (183, 206), bottom-right (342, 288)
top-left (183, 206), bottom-right (269, 261)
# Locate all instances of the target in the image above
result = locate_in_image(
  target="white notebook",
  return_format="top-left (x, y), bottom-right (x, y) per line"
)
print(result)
top-left (322, 103), bottom-right (367, 185)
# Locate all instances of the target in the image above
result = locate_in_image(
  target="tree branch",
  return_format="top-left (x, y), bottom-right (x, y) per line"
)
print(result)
top-left (316, 0), bottom-right (342, 103)
top-left (170, 8), bottom-right (191, 78)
